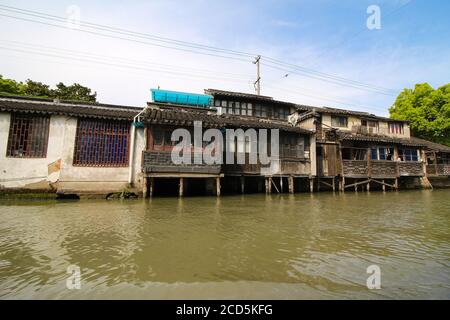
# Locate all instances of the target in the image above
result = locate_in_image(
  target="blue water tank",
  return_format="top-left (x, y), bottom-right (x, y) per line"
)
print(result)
top-left (151, 89), bottom-right (212, 107)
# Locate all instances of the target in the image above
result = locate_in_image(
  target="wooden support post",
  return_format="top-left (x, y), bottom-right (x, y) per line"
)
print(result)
top-left (149, 177), bottom-right (154, 197)
top-left (268, 177), bottom-right (272, 194)
top-left (332, 177), bottom-right (336, 192)
top-left (309, 178), bottom-right (314, 193)
top-left (340, 176), bottom-right (345, 192)
top-left (280, 177), bottom-right (283, 193)
top-left (216, 177), bottom-right (221, 197)
top-left (433, 151), bottom-right (438, 175)
top-left (394, 178), bottom-right (399, 190)
top-left (179, 177), bottom-right (184, 197)
top-left (240, 176), bottom-right (245, 194)
top-left (143, 177), bottom-right (148, 198)
top-left (382, 179), bottom-right (386, 192)
top-left (288, 176), bottom-right (294, 194)
top-left (355, 179), bottom-right (358, 192)
top-left (366, 181), bottom-right (370, 192)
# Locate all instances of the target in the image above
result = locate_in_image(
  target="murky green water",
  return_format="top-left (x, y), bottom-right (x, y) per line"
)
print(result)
top-left (0, 190), bottom-right (449, 299)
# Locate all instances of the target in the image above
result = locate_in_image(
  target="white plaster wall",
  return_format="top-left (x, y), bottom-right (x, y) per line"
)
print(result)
top-left (0, 112), bottom-right (145, 194)
top-left (0, 113), bottom-right (66, 189)
top-left (57, 118), bottom-right (145, 194)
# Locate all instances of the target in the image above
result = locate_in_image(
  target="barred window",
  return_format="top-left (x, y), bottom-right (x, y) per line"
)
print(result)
top-left (6, 113), bottom-right (50, 158)
top-left (73, 119), bottom-right (130, 166)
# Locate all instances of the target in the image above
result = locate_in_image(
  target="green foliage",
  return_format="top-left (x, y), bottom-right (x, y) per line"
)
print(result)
top-left (24, 79), bottom-right (52, 97)
top-left (0, 75), bottom-right (26, 94)
top-left (389, 83), bottom-right (450, 146)
top-left (0, 75), bottom-right (97, 102)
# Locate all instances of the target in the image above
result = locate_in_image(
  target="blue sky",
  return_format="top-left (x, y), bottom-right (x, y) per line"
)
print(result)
top-left (0, 0), bottom-right (449, 116)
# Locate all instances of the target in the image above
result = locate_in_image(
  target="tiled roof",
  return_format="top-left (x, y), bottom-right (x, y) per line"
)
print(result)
top-left (0, 95), bottom-right (140, 120)
top-left (142, 107), bottom-right (313, 134)
top-left (338, 131), bottom-right (428, 147)
top-left (408, 137), bottom-right (450, 153)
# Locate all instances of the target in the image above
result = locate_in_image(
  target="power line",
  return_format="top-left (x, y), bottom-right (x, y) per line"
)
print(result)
top-left (0, 4), bottom-right (400, 96)
top-left (262, 61), bottom-right (396, 96)
top-left (0, 46), bottom-right (254, 83)
top-left (0, 39), bottom-right (253, 79)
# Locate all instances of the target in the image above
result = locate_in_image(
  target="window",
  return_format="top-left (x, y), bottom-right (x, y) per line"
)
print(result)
top-left (331, 116), bottom-right (348, 127)
top-left (371, 147), bottom-right (394, 161)
top-left (254, 104), bottom-right (267, 117)
top-left (7, 113), bottom-right (50, 158)
top-left (73, 119), bottom-right (130, 166)
top-left (388, 122), bottom-right (404, 134)
top-left (399, 149), bottom-right (419, 162)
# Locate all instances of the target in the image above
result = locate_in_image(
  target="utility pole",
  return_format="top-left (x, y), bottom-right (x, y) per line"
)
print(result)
top-left (253, 55), bottom-right (261, 95)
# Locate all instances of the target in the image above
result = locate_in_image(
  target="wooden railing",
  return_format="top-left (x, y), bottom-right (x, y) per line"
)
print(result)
top-left (342, 160), bottom-right (424, 178)
top-left (426, 164), bottom-right (450, 176)
top-left (142, 151), bottom-right (222, 174)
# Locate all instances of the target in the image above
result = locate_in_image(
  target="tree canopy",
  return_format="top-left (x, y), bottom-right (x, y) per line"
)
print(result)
top-left (0, 75), bottom-right (97, 102)
top-left (389, 83), bottom-right (450, 146)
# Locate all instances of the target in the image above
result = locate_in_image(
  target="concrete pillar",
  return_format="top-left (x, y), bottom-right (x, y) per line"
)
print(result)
top-left (366, 181), bottom-right (370, 192)
top-left (179, 177), bottom-right (184, 197)
top-left (216, 177), bottom-right (221, 196)
top-left (332, 177), bottom-right (336, 192)
top-left (309, 178), bottom-right (313, 193)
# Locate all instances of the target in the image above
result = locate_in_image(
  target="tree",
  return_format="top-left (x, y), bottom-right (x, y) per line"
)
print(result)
top-left (0, 75), bottom-right (25, 95)
top-left (389, 83), bottom-right (450, 146)
top-left (24, 79), bottom-right (52, 97)
top-left (53, 82), bottom-right (97, 102)
top-left (0, 75), bottom-right (97, 102)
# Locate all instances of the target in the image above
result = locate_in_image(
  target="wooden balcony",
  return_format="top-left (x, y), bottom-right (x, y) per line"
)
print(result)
top-left (142, 151), bottom-right (221, 175)
top-left (342, 160), bottom-right (424, 178)
top-left (426, 164), bottom-right (450, 176)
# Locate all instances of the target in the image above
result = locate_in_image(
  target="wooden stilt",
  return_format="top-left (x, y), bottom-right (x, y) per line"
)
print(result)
top-left (143, 177), bottom-right (148, 198)
top-left (355, 179), bottom-right (358, 192)
top-left (394, 178), bottom-right (399, 190)
top-left (240, 176), bottom-right (245, 194)
top-left (268, 177), bottom-right (272, 194)
top-left (366, 181), bottom-right (370, 192)
top-left (288, 176), bottom-right (294, 194)
top-left (309, 178), bottom-right (314, 193)
top-left (179, 177), bottom-right (184, 197)
top-left (332, 177), bottom-right (336, 192)
top-left (382, 179), bottom-right (385, 192)
top-left (149, 177), bottom-right (154, 197)
top-left (216, 177), bottom-right (221, 196)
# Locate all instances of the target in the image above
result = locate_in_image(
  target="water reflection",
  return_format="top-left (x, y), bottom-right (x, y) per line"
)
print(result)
top-left (0, 190), bottom-right (449, 299)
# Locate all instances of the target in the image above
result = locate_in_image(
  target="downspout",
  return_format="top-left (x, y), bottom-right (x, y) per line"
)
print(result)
top-left (128, 107), bottom-right (146, 186)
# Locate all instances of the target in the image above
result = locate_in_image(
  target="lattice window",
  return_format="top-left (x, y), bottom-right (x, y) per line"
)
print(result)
top-left (6, 113), bottom-right (50, 158)
top-left (73, 119), bottom-right (130, 167)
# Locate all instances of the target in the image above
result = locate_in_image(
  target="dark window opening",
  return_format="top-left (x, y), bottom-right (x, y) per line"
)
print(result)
top-left (331, 116), bottom-right (348, 128)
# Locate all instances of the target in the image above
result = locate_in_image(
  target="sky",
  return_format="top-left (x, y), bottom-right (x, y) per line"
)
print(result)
top-left (0, 0), bottom-right (449, 116)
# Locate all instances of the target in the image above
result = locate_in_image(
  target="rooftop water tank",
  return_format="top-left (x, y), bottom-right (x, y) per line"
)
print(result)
top-left (151, 89), bottom-right (212, 107)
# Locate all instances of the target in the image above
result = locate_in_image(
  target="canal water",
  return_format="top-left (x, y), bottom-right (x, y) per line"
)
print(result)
top-left (0, 189), bottom-right (449, 299)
